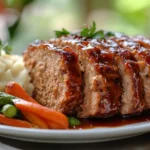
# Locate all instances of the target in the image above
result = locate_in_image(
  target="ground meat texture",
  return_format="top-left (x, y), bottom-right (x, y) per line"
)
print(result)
top-left (129, 36), bottom-right (150, 109)
top-left (109, 36), bottom-right (150, 110)
top-left (23, 41), bottom-right (82, 115)
top-left (50, 36), bottom-right (122, 118)
top-left (89, 39), bottom-right (144, 115)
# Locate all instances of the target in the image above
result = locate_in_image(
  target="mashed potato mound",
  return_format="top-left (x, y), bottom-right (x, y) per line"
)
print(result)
top-left (0, 53), bottom-right (34, 95)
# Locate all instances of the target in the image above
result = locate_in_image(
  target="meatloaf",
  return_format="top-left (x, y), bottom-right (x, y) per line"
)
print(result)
top-left (51, 36), bottom-right (145, 115)
top-left (23, 40), bottom-right (82, 115)
top-left (24, 32), bottom-right (150, 118)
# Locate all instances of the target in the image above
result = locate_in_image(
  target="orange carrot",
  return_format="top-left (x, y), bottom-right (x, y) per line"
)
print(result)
top-left (5, 82), bottom-right (38, 104)
top-left (0, 114), bottom-right (32, 128)
top-left (13, 99), bottom-right (68, 129)
top-left (22, 112), bottom-right (49, 129)
top-left (46, 120), bottom-right (64, 129)
top-left (5, 82), bottom-right (69, 129)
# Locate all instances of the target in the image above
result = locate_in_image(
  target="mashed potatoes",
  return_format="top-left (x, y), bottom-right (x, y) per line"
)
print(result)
top-left (0, 53), bottom-right (34, 95)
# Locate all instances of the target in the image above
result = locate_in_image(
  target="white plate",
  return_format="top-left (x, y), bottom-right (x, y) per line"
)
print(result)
top-left (0, 122), bottom-right (150, 143)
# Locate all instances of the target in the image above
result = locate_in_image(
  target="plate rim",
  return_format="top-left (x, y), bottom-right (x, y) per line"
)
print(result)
top-left (0, 121), bottom-right (149, 141)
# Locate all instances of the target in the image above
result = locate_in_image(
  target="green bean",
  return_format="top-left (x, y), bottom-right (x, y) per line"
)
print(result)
top-left (1, 104), bottom-right (17, 118)
top-left (68, 117), bottom-right (81, 126)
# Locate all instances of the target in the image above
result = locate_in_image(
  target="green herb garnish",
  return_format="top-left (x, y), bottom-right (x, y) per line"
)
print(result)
top-left (92, 31), bottom-right (115, 39)
top-left (0, 39), bottom-right (12, 55)
top-left (80, 21), bottom-right (96, 38)
top-left (54, 22), bottom-right (115, 39)
top-left (105, 31), bottom-right (115, 37)
top-left (55, 28), bottom-right (70, 38)
top-left (92, 30), bottom-right (105, 39)
top-left (68, 117), bottom-right (81, 127)
top-left (80, 21), bottom-right (115, 39)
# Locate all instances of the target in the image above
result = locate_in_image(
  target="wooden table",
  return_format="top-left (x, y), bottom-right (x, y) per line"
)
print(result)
top-left (0, 133), bottom-right (150, 150)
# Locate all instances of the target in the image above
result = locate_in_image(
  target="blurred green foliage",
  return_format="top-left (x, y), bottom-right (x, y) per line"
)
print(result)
top-left (2, 0), bottom-right (150, 53)
top-left (114, 0), bottom-right (150, 35)
top-left (6, 0), bottom-right (34, 7)
top-left (6, 0), bottom-right (34, 39)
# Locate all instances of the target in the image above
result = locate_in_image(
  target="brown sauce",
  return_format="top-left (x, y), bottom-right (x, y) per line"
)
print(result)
top-left (70, 111), bottom-right (150, 129)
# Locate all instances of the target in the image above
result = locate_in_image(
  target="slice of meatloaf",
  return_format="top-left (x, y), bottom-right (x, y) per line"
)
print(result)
top-left (109, 36), bottom-right (150, 109)
top-left (89, 39), bottom-right (145, 115)
top-left (50, 36), bottom-right (122, 118)
top-left (23, 41), bottom-right (82, 115)
top-left (129, 36), bottom-right (150, 109)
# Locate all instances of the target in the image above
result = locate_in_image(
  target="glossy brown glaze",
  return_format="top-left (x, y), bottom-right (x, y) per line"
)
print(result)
top-left (110, 36), bottom-right (150, 110)
top-left (81, 39), bottom-right (122, 116)
top-left (62, 46), bottom-right (82, 85)
top-left (61, 46), bottom-right (83, 108)
top-left (132, 35), bottom-right (150, 49)
top-left (70, 112), bottom-right (150, 129)
top-left (103, 38), bottom-right (145, 112)
top-left (85, 47), bottom-right (122, 115)
top-left (49, 34), bottom-right (148, 116)
top-left (125, 61), bottom-right (144, 105)
top-left (131, 36), bottom-right (150, 65)
top-left (60, 37), bottom-right (122, 116)
top-left (90, 39), bottom-right (144, 114)
top-left (111, 36), bottom-right (150, 65)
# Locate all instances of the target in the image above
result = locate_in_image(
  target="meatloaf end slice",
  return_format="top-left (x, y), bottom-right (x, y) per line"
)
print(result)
top-left (23, 41), bottom-right (82, 115)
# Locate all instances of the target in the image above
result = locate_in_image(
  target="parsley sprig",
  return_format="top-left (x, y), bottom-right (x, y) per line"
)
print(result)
top-left (80, 21), bottom-right (96, 38)
top-left (80, 21), bottom-right (115, 39)
top-left (55, 28), bottom-right (70, 38)
top-left (0, 40), bottom-right (12, 55)
top-left (54, 21), bottom-right (115, 39)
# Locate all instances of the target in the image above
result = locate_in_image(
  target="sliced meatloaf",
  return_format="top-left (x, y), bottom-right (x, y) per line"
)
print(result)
top-left (23, 41), bottom-right (82, 115)
top-left (89, 39), bottom-right (145, 115)
top-left (24, 33), bottom-right (148, 118)
top-left (109, 36), bottom-right (150, 109)
top-left (131, 36), bottom-right (150, 109)
top-left (50, 36), bottom-right (122, 118)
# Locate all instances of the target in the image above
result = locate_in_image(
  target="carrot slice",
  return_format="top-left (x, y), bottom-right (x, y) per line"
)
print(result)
top-left (22, 112), bottom-right (48, 129)
top-left (13, 99), bottom-right (69, 129)
top-left (46, 120), bottom-right (64, 129)
top-left (0, 114), bottom-right (32, 128)
top-left (5, 82), bottom-right (38, 104)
